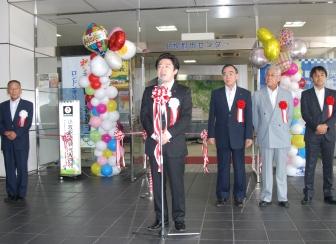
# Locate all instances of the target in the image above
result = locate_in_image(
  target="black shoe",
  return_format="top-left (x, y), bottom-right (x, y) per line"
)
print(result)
top-left (259, 200), bottom-right (272, 207)
top-left (324, 196), bottom-right (336, 205)
top-left (234, 199), bottom-right (244, 208)
top-left (278, 201), bottom-right (290, 208)
top-left (16, 196), bottom-right (25, 202)
top-left (175, 221), bottom-right (186, 232)
top-left (4, 195), bottom-right (17, 203)
top-left (147, 220), bottom-right (169, 231)
top-left (216, 199), bottom-right (227, 207)
top-left (301, 196), bottom-right (312, 205)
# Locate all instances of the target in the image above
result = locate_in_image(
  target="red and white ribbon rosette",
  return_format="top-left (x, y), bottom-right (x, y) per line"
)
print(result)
top-left (236, 99), bottom-right (246, 123)
top-left (326, 95), bottom-right (335, 118)
top-left (114, 129), bottom-right (125, 168)
top-left (279, 100), bottom-right (288, 123)
top-left (200, 129), bottom-right (209, 174)
top-left (168, 97), bottom-right (180, 127)
top-left (18, 110), bottom-right (28, 127)
top-left (152, 86), bottom-right (171, 172)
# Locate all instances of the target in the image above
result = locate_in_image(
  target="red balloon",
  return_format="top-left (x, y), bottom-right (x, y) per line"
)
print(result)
top-left (85, 94), bottom-right (94, 103)
top-left (88, 74), bottom-right (100, 83)
top-left (90, 53), bottom-right (98, 60)
top-left (109, 31), bottom-right (126, 51)
top-left (298, 78), bottom-right (306, 89)
top-left (90, 80), bottom-right (101, 89)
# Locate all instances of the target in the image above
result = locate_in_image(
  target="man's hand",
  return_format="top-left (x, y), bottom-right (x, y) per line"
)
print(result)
top-left (162, 130), bottom-right (171, 145)
top-left (316, 124), bottom-right (328, 135)
top-left (208, 138), bottom-right (216, 145)
top-left (5, 131), bottom-right (17, 140)
top-left (245, 139), bottom-right (253, 148)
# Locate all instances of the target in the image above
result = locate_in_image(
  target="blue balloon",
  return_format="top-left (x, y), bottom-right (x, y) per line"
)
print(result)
top-left (298, 148), bottom-right (306, 158)
top-left (291, 119), bottom-right (299, 126)
top-left (91, 107), bottom-right (99, 116)
top-left (101, 164), bottom-right (113, 177)
top-left (107, 139), bottom-right (117, 151)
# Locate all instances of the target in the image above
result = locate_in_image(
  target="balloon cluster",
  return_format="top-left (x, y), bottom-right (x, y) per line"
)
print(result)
top-left (250, 27), bottom-right (308, 69)
top-left (80, 23), bottom-right (136, 177)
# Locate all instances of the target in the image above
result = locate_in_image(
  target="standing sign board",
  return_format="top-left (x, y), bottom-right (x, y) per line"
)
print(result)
top-left (59, 100), bottom-right (81, 176)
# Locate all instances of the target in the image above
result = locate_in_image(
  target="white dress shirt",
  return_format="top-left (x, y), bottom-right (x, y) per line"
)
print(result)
top-left (267, 86), bottom-right (279, 109)
top-left (314, 86), bottom-right (325, 111)
top-left (10, 98), bottom-right (20, 120)
top-left (225, 84), bottom-right (236, 111)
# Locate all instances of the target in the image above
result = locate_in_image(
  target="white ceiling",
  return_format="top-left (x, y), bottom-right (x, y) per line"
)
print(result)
top-left (8, 0), bottom-right (336, 64)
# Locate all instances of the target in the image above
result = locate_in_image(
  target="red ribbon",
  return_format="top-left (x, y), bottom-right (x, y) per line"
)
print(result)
top-left (326, 96), bottom-right (335, 118)
top-left (279, 100), bottom-right (288, 123)
top-left (200, 129), bottom-right (209, 174)
top-left (151, 86), bottom-right (171, 172)
top-left (114, 129), bottom-right (125, 168)
top-left (169, 107), bottom-right (179, 127)
top-left (236, 99), bottom-right (246, 123)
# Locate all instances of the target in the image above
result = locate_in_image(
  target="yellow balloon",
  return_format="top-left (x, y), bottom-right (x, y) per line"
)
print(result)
top-left (291, 135), bottom-right (305, 148)
top-left (118, 45), bottom-right (128, 56)
top-left (103, 149), bottom-right (113, 158)
top-left (257, 27), bottom-right (274, 44)
top-left (107, 100), bottom-right (117, 112)
top-left (264, 38), bottom-right (280, 61)
top-left (91, 162), bottom-right (101, 176)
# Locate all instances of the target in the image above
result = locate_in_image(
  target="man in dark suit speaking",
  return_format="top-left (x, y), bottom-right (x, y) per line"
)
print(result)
top-left (208, 64), bottom-right (253, 207)
top-left (0, 80), bottom-right (33, 203)
top-left (140, 53), bottom-right (192, 231)
top-left (301, 66), bottom-right (336, 205)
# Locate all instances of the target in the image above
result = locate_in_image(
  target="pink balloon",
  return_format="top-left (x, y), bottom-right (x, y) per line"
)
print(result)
top-left (89, 116), bottom-right (102, 128)
top-left (282, 63), bottom-right (298, 76)
top-left (293, 97), bottom-right (300, 107)
top-left (96, 103), bottom-right (107, 114)
top-left (97, 156), bottom-right (107, 165)
top-left (102, 133), bottom-right (112, 143)
top-left (87, 101), bottom-right (93, 110)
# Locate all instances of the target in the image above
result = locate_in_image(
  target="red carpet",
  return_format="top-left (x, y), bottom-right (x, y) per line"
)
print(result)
top-left (134, 156), bottom-right (254, 164)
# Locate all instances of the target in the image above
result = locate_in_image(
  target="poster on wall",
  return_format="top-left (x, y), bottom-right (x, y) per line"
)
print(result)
top-left (111, 60), bottom-right (129, 89)
top-left (59, 100), bottom-right (81, 177)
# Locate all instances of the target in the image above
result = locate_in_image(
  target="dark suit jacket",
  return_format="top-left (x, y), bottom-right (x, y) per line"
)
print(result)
top-left (140, 81), bottom-right (192, 158)
top-left (208, 86), bottom-right (253, 149)
top-left (0, 99), bottom-right (34, 151)
top-left (301, 87), bottom-right (336, 142)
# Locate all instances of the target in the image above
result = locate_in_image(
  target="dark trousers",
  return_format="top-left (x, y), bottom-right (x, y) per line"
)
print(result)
top-left (304, 137), bottom-right (335, 198)
top-left (216, 147), bottom-right (246, 201)
top-left (2, 145), bottom-right (29, 198)
top-left (149, 153), bottom-right (185, 222)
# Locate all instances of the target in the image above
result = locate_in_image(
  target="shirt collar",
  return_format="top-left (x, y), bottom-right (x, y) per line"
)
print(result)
top-left (10, 97), bottom-right (20, 104)
top-left (161, 79), bottom-right (174, 91)
top-left (267, 85), bottom-right (279, 95)
top-left (314, 86), bottom-right (325, 93)
top-left (225, 84), bottom-right (236, 93)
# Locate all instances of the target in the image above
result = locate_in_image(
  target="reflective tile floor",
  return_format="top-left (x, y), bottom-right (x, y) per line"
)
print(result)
top-left (1, 164), bottom-right (336, 244)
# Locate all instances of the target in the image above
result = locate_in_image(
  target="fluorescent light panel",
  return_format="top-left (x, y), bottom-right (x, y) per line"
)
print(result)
top-left (156, 25), bottom-right (177, 32)
top-left (184, 60), bottom-right (196, 63)
top-left (283, 21), bottom-right (306, 27)
top-left (56, 33), bottom-right (62, 37)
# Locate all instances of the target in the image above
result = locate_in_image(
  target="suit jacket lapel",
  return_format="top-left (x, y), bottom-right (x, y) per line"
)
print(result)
top-left (262, 88), bottom-right (274, 113)
top-left (312, 88), bottom-right (323, 113)
top-left (221, 87), bottom-right (230, 112)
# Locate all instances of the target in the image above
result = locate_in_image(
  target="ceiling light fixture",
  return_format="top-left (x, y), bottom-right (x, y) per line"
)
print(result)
top-left (56, 33), bottom-right (62, 37)
top-left (184, 60), bottom-right (197, 63)
top-left (283, 21), bottom-right (306, 27)
top-left (156, 25), bottom-right (177, 32)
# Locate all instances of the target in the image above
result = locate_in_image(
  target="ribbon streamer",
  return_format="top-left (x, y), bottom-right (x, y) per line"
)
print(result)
top-left (114, 129), bottom-right (125, 168)
top-left (200, 129), bottom-right (209, 174)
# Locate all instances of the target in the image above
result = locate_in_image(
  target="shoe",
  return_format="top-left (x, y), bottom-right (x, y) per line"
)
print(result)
top-left (216, 199), bottom-right (227, 207)
top-left (234, 199), bottom-right (244, 208)
top-left (258, 200), bottom-right (272, 207)
top-left (147, 220), bottom-right (169, 231)
top-left (278, 201), bottom-right (290, 208)
top-left (4, 195), bottom-right (17, 203)
top-left (175, 221), bottom-right (186, 232)
top-left (16, 196), bottom-right (25, 202)
top-left (301, 196), bottom-right (312, 205)
top-left (324, 196), bottom-right (336, 205)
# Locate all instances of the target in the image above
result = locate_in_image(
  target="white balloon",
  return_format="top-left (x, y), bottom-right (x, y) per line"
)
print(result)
top-left (108, 156), bottom-right (117, 166)
top-left (109, 111), bottom-right (120, 122)
top-left (290, 72), bottom-right (302, 82)
top-left (287, 165), bottom-right (297, 176)
top-left (101, 96), bottom-right (109, 104)
top-left (79, 76), bottom-right (90, 88)
top-left (108, 128), bottom-right (117, 137)
top-left (106, 86), bottom-right (118, 99)
top-left (98, 127), bottom-right (106, 134)
top-left (280, 76), bottom-right (291, 89)
top-left (94, 88), bottom-right (106, 100)
top-left (112, 166), bottom-right (121, 175)
top-left (118, 40), bottom-right (136, 60)
top-left (91, 97), bottom-right (100, 106)
top-left (101, 120), bottom-right (114, 131)
top-left (293, 155), bottom-right (305, 168)
top-left (291, 123), bottom-right (304, 135)
top-left (91, 55), bottom-right (109, 77)
top-left (297, 118), bottom-right (306, 126)
top-left (104, 69), bottom-right (112, 77)
top-left (104, 49), bottom-right (122, 70)
top-left (290, 81), bottom-right (299, 92)
top-left (288, 146), bottom-right (298, 158)
top-left (100, 76), bottom-right (110, 85)
top-left (94, 149), bottom-right (103, 157)
top-left (99, 113), bottom-right (109, 119)
top-left (96, 141), bottom-right (107, 151)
